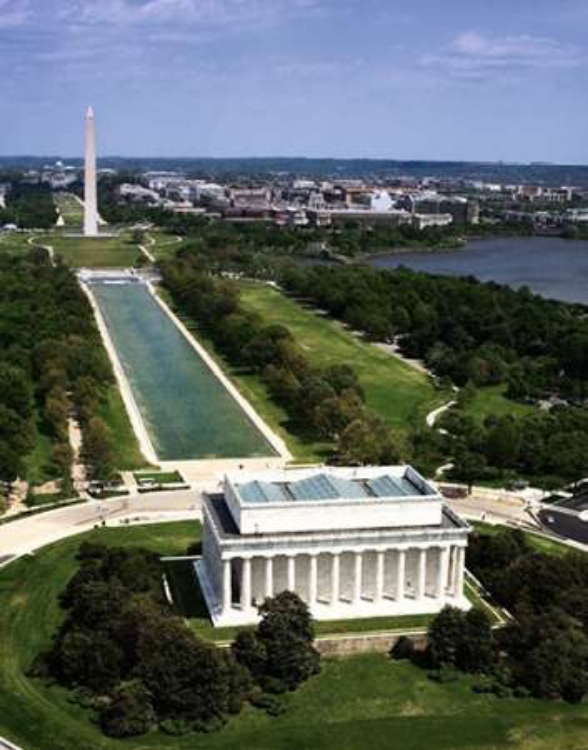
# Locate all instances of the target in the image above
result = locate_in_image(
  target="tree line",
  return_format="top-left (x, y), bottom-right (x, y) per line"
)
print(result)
top-left (0, 250), bottom-right (122, 489)
top-left (0, 182), bottom-right (57, 229)
top-left (160, 255), bottom-right (405, 464)
top-left (35, 542), bottom-right (320, 738)
top-left (280, 264), bottom-right (588, 484)
top-left (395, 528), bottom-right (588, 703)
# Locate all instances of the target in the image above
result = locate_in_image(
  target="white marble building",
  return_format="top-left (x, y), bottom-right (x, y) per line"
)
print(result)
top-left (196, 466), bottom-right (470, 626)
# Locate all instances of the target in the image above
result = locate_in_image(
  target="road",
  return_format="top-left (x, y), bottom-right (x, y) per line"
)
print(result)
top-left (0, 489), bottom-right (204, 559)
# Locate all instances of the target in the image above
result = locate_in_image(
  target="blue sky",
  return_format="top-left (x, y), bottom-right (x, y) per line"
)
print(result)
top-left (2, 0), bottom-right (588, 162)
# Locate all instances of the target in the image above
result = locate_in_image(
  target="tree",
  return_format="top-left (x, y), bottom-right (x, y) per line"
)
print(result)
top-left (255, 591), bottom-right (320, 692)
top-left (427, 606), bottom-right (466, 669)
top-left (82, 417), bottom-right (115, 479)
top-left (100, 681), bottom-right (156, 738)
top-left (458, 609), bottom-right (495, 674)
top-left (234, 592), bottom-right (320, 694)
top-left (50, 628), bottom-right (125, 693)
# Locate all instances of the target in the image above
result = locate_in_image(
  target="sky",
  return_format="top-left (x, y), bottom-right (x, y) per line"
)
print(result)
top-left (1, 0), bottom-right (588, 162)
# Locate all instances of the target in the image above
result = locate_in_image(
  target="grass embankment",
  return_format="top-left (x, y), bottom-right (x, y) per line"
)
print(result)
top-left (472, 521), bottom-right (572, 557)
top-left (33, 232), bottom-right (143, 268)
top-left (97, 385), bottom-right (150, 471)
top-left (147, 231), bottom-right (186, 261)
top-left (463, 384), bottom-right (535, 424)
top-left (237, 282), bottom-right (445, 455)
top-left (54, 193), bottom-right (84, 228)
top-left (1, 523), bottom-right (588, 750)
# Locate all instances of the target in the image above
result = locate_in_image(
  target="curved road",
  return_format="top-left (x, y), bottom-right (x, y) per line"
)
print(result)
top-left (0, 489), bottom-right (203, 562)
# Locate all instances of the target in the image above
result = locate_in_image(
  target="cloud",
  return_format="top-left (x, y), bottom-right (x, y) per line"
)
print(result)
top-left (57, 0), bottom-right (327, 27)
top-left (422, 30), bottom-right (586, 81)
top-left (0, 0), bottom-right (29, 27)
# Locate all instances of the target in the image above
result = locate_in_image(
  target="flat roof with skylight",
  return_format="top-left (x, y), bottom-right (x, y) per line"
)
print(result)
top-left (224, 466), bottom-right (443, 535)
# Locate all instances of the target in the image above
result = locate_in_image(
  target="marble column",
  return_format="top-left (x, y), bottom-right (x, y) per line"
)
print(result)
top-left (456, 547), bottom-right (465, 596)
top-left (287, 555), bottom-right (296, 592)
top-left (353, 552), bottom-right (363, 603)
top-left (222, 559), bottom-right (232, 613)
top-left (374, 551), bottom-right (385, 603)
top-left (309, 554), bottom-right (318, 604)
top-left (395, 550), bottom-right (406, 601)
top-left (241, 558), bottom-right (252, 611)
top-left (436, 546), bottom-right (449, 598)
top-left (416, 548), bottom-right (427, 600)
top-left (265, 557), bottom-right (274, 599)
top-left (330, 553), bottom-right (340, 604)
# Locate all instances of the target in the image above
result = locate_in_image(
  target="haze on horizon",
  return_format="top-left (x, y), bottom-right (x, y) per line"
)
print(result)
top-left (2, 0), bottom-right (588, 164)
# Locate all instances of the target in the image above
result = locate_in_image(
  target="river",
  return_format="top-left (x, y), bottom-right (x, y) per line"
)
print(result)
top-left (90, 282), bottom-right (276, 461)
top-left (369, 237), bottom-right (588, 305)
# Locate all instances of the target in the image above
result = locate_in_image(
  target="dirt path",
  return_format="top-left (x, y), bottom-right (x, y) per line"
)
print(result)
top-left (68, 417), bottom-right (87, 493)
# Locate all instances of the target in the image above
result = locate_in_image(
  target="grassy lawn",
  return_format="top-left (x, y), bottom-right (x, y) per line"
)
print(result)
top-left (0, 232), bottom-right (36, 254)
top-left (134, 470), bottom-right (185, 484)
top-left (148, 231), bottom-right (186, 261)
top-left (472, 521), bottom-right (573, 557)
top-left (1, 522), bottom-right (588, 750)
top-left (24, 420), bottom-right (60, 487)
top-left (54, 193), bottom-right (84, 228)
top-left (97, 384), bottom-right (151, 471)
top-left (32, 232), bottom-right (143, 268)
top-left (239, 282), bottom-right (445, 434)
top-left (463, 385), bottom-right (535, 424)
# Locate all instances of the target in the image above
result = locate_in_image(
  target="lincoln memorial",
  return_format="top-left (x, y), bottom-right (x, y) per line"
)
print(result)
top-left (195, 466), bottom-right (470, 626)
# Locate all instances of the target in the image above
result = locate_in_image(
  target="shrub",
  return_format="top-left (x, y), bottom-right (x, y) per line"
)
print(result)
top-left (390, 636), bottom-right (415, 661)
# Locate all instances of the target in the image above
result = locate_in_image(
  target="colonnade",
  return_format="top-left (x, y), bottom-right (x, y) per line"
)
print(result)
top-left (220, 544), bottom-right (466, 616)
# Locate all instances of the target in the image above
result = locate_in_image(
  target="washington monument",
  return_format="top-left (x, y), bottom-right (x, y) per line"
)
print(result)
top-left (83, 106), bottom-right (99, 236)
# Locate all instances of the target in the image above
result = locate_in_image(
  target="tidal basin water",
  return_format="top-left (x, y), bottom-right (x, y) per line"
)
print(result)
top-left (91, 282), bottom-right (276, 461)
top-left (370, 237), bottom-right (588, 305)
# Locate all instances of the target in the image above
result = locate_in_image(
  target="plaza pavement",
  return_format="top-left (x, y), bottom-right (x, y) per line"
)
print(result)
top-left (0, 488), bottom-right (204, 559)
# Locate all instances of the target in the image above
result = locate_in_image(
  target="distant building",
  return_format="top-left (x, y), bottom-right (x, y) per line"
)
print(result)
top-left (398, 192), bottom-right (479, 225)
top-left (196, 466), bottom-right (470, 627)
top-left (412, 213), bottom-right (453, 230)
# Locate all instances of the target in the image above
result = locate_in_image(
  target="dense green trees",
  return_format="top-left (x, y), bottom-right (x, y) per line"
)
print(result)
top-left (280, 264), bottom-right (588, 484)
top-left (41, 545), bottom-right (320, 738)
top-left (0, 182), bottom-right (57, 229)
top-left (161, 256), bottom-right (405, 463)
top-left (232, 591), bottom-right (320, 693)
top-left (464, 529), bottom-right (588, 702)
top-left (0, 252), bottom-right (119, 486)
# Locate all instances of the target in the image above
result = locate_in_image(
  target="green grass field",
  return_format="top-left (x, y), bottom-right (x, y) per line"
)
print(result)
top-left (239, 282), bottom-right (445, 429)
top-left (0, 231), bottom-right (36, 254)
top-left (32, 232), bottom-right (143, 268)
top-left (1, 522), bottom-right (588, 750)
top-left (148, 231), bottom-right (186, 261)
top-left (97, 385), bottom-right (151, 471)
top-left (54, 193), bottom-right (84, 228)
top-left (463, 385), bottom-right (535, 424)
top-left (472, 521), bottom-right (573, 556)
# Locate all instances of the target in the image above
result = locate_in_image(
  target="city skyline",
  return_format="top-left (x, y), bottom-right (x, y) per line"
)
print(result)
top-left (2, 0), bottom-right (588, 163)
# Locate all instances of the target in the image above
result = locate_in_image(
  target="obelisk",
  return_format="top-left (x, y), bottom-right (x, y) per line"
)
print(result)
top-left (83, 106), bottom-right (99, 236)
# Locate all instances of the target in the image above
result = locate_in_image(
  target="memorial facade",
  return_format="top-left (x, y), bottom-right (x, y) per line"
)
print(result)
top-left (196, 466), bottom-right (470, 626)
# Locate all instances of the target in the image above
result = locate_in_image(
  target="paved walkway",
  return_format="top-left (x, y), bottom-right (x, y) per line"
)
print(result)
top-left (0, 489), bottom-right (203, 559)
top-left (426, 399), bottom-right (457, 429)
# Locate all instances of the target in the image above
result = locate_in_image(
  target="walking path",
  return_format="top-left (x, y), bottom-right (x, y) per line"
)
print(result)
top-left (68, 416), bottom-right (87, 493)
top-left (27, 235), bottom-right (54, 264)
top-left (426, 400), bottom-right (457, 428)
